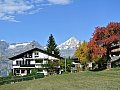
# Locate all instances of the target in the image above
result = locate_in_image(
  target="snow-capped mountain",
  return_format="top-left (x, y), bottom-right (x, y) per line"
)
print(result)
top-left (7, 40), bottom-right (44, 57)
top-left (58, 37), bottom-right (80, 58)
top-left (58, 37), bottom-right (80, 50)
top-left (8, 42), bottom-right (30, 49)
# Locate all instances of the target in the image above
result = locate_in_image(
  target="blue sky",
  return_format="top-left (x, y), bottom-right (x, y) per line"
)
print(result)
top-left (0, 0), bottom-right (120, 45)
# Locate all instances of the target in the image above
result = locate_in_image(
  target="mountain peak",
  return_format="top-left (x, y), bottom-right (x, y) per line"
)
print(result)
top-left (66, 36), bottom-right (79, 43)
top-left (58, 37), bottom-right (80, 50)
top-left (69, 36), bottom-right (77, 40)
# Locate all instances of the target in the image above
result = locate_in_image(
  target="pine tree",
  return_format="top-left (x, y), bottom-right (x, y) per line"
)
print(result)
top-left (46, 34), bottom-right (60, 56)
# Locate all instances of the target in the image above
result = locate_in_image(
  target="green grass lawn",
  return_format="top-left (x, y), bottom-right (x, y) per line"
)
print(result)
top-left (0, 68), bottom-right (120, 90)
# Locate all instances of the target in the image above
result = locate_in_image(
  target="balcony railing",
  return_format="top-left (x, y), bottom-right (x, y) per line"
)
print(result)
top-left (13, 64), bottom-right (35, 67)
top-left (20, 64), bottom-right (35, 67)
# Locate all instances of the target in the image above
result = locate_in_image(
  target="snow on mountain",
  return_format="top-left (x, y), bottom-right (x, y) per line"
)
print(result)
top-left (8, 42), bottom-right (30, 49)
top-left (57, 37), bottom-right (80, 58)
top-left (58, 37), bottom-right (80, 50)
top-left (7, 41), bottom-right (44, 57)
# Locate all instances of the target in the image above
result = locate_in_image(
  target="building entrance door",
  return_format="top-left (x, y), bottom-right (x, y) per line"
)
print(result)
top-left (27, 69), bottom-right (30, 74)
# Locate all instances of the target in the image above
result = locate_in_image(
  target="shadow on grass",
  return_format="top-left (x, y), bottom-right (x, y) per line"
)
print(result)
top-left (90, 67), bottom-right (106, 72)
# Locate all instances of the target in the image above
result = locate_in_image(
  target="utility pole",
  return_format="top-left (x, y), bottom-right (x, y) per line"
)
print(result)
top-left (64, 50), bottom-right (68, 72)
top-left (65, 58), bottom-right (66, 72)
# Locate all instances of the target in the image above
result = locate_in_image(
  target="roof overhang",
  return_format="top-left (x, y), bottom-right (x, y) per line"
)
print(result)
top-left (9, 48), bottom-right (63, 60)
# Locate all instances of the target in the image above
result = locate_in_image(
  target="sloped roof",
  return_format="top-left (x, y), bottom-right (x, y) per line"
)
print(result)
top-left (9, 47), bottom-right (63, 60)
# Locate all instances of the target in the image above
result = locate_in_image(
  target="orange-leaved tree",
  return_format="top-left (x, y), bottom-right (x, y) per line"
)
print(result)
top-left (88, 22), bottom-right (120, 68)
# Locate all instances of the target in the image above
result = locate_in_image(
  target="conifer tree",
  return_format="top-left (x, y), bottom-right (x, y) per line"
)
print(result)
top-left (46, 34), bottom-right (60, 56)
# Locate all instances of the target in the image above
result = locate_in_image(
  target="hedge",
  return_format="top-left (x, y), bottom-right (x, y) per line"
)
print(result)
top-left (0, 73), bottom-right (44, 85)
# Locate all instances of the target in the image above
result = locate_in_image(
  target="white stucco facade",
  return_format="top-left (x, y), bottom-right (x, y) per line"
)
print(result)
top-left (11, 48), bottom-right (60, 76)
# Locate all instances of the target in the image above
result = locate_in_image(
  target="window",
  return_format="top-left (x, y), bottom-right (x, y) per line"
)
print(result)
top-left (20, 61), bottom-right (22, 65)
top-left (34, 51), bottom-right (39, 58)
top-left (24, 53), bottom-right (32, 58)
top-left (28, 53), bottom-right (32, 58)
top-left (16, 61), bottom-right (19, 65)
top-left (21, 70), bottom-right (25, 73)
top-left (21, 61), bottom-right (24, 65)
top-left (16, 61), bottom-right (23, 65)
top-left (16, 70), bottom-right (20, 73)
top-left (26, 60), bottom-right (31, 65)
top-left (35, 51), bottom-right (39, 55)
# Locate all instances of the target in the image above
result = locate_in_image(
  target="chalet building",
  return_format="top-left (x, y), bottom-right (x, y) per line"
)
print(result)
top-left (71, 58), bottom-right (81, 73)
top-left (9, 48), bottom-right (61, 76)
top-left (110, 41), bottom-right (120, 68)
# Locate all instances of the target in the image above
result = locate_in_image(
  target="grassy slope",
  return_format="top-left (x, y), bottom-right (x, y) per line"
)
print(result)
top-left (0, 69), bottom-right (120, 90)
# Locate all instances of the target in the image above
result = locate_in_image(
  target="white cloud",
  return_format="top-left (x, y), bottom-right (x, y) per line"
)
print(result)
top-left (48, 0), bottom-right (72, 5)
top-left (0, 0), bottom-right (35, 22)
top-left (0, 0), bottom-right (73, 22)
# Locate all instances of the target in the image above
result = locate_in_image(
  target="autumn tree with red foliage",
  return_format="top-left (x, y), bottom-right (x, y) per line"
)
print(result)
top-left (88, 22), bottom-right (120, 67)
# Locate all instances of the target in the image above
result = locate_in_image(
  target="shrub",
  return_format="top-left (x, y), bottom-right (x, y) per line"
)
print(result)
top-left (31, 69), bottom-right (38, 75)
top-left (0, 73), bottom-right (44, 85)
top-left (34, 73), bottom-right (44, 79)
top-left (9, 72), bottom-right (13, 76)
